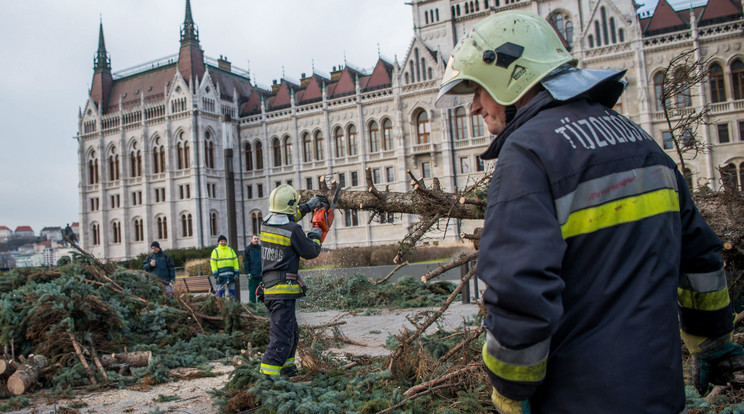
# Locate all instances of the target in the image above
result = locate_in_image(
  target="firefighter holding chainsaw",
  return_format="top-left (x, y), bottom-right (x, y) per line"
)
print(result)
top-left (436, 11), bottom-right (744, 414)
top-left (258, 184), bottom-right (334, 379)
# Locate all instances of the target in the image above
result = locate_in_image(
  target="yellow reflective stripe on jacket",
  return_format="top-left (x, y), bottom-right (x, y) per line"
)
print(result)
top-left (261, 232), bottom-right (291, 246)
top-left (260, 363), bottom-right (281, 376)
top-left (560, 188), bottom-right (679, 239)
top-left (283, 357), bottom-right (295, 368)
top-left (482, 331), bottom-right (549, 383)
top-left (678, 286), bottom-right (731, 311)
top-left (264, 283), bottom-right (303, 295)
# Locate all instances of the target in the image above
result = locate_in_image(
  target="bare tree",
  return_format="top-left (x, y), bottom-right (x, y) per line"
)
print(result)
top-left (658, 48), bottom-right (713, 181)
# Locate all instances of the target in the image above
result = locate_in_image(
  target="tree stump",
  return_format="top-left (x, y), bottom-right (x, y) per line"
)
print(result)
top-left (7, 354), bottom-right (47, 396)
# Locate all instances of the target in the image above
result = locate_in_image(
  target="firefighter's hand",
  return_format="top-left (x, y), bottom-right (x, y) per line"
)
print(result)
top-left (684, 333), bottom-right (744, 396)
top-left (305, 196), bottom-right (322, 210)
top-left (491, 388), bottom-right (529, 414)
top-left (308, 227), bottom-right (322, 241)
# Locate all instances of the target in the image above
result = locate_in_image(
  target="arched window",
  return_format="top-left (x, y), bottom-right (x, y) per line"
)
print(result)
top-left (610, 17), bottom-right (617, 44)
top-left (302, 133), bottom-right (312, 162)
top-left (204, 132), bottom-right (215, 169)
top-left (255, 141), bottom-right (263, 170)
top-left (334, 127), bottom-right (345, 158)
top-left (588, 34), bottom-right (594, 48)
top-left (739, 162), bottom-right (744, 191)
top-left (91, 223), bottom-right (100, 245)
top-left (157, 216), bottom-right (168, 239)
top-left (369, 121), bottom-right (380, 153)
top-left (654, 72), bottom-right (666, 111)
top-left (272, 137), bottom-right (282, 167)
top-left (283, 136), bottom-right (293, 165)
top-left (601, 7), bottom-right (609, 46)
top-left (472, 114), bottom-right (484, 137)
top-left (314, 131), bottom-right (324, 161)
top-left (88, 151), bottom-right (99, 184)
top-left (181, 213), bottom-right (193, 237)
top-left (152, 137), bottom-right (165, 174)
top-left (454, 107), bottom-right (468, 140)
top-left (348, 125), bottom-right (358, 156)
top-left (674, 69), bottom-right (692, 108)
top-left (108, 147), bottom-right (120, 181)
top-left (177, 134), bottom-right (190, 170)
top-left (731, 59), bottom-right (744, 100)
top-left (251, 212), bottom-right (263, 235)
top-left (550, 11), bottom-right (574, 50)
top-left (133, 218), bottom-right (144, 242)
top-left (594, 21), bottom-right (602, 47)
top-left (130, 143), bottom-right (142, 178)
top-left (244, 142), bottom-right (253, 171)
top-left (382, 119), bottom-right (394, 151)
top-left (111, 221), bottom-right (121, 244)
top-left (721, 163), bottom-right (738, 192)
top-left (210, 212), bottom-right (217, 236)
top-left (710, 63), bottom-right (726, 103)
top-left (416, 111), bottom-right (430, 144)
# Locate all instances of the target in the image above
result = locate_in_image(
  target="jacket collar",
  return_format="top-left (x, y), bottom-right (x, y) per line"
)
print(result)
top-left (479, 90), bottom-right (557, 160)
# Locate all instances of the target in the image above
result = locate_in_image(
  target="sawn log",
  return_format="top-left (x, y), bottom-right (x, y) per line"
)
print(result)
top-left (7, 354), bottom-right (47, 396)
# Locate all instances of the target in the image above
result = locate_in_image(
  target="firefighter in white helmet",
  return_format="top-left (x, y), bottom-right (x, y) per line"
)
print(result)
top-left (258, 184), bottom-right (323, 379)
top-left (436, 10), bottom-right (743, 414)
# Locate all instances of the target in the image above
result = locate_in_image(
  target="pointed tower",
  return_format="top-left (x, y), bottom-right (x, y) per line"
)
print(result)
top-left (178, 0), bottom-right (206, 86)
top-left (90, 20), bottom-right (113, 113)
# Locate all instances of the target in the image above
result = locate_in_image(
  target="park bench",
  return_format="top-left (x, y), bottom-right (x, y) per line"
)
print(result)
top-left (174, 275), bottom-right (214, 294)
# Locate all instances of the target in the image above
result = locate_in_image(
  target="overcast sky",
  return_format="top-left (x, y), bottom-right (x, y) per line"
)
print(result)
top-left (0, 0), bottom-right (414, 234)
top-left (0, 0), bottom-right (709, 235)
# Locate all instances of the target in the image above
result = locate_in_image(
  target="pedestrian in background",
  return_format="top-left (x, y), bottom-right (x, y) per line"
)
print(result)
top-left (211, 235), bottom-right (239, 298)
top-left (143, 241), bottom-right (175, 295)
top-left (244, 234), bottom-right (262, 303)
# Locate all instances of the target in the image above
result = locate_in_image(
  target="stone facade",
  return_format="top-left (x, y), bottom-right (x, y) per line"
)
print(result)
top-left (77, 0), bottom-right (744, 261)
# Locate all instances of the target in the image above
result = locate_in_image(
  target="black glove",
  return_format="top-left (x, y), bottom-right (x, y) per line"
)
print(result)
top-left (686, 333), bottom-right (744, 395)
top-left (308, 227), bottom-right (322, 240)
top-left (305, 196), bottom-right (322, 210)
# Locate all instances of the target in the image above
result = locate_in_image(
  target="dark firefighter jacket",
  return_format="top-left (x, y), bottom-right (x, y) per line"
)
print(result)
top-left (477, 90), bottom-right (728, 413)
top-left (260, 218), bottom-right (321, 300)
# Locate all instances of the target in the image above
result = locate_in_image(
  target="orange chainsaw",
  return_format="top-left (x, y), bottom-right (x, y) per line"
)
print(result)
top-left (311, 185), bottom-right (342, 242)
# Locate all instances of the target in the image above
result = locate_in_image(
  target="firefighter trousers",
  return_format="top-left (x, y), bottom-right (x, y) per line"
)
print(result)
top-left (260, 298), bottom-right (299, 377)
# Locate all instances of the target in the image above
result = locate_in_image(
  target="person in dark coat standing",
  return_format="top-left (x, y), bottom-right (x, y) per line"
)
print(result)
top-left (244, 234), bottom-right (262, 303)
top-left (143, 241), bottom-right (176, 295)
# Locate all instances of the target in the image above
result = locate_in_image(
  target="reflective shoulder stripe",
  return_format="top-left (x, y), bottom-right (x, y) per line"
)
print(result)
top-left (561, 188), bottom-right (679, 239)
top-left (679, 269), bottom-right (727, 293)
top-left (555, 165), bottom-right (678, 225)
top-left (482, 330), bottom-right (549, 383)
top-left (261, 231), bottom-right (291, 246)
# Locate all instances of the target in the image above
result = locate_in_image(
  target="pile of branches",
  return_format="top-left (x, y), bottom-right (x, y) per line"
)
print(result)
top-left (0, 255), bottom-right (269, 400)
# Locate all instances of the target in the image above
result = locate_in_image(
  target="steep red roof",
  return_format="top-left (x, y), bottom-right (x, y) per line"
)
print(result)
top-left (700, 0), bottom-right (742, 22)
top-left (644, 0), bottom-right (688, 33)
top-left (15, 226), bottom-right (33, 232)
top-left (0, 226), bottom-right (10, 231)
top-left (330, 67), bottom-right (363, 98)
top-left (365, 59), bottom-right (394, 90)
top-left (108, 64), bottom-right (177, 113)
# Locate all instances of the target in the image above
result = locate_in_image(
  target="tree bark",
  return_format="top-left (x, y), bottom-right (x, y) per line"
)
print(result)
top-left (100, 351), bottom-right (152, 370)
top-left (7, 354), bottom-right (47, 396)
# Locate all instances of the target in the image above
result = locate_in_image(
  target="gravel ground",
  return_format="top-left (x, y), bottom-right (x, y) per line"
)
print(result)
top-left (5, 302), bottom-right (481, 414)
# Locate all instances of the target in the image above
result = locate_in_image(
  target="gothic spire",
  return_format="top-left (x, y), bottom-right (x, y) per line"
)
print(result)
top-left (180, 0), bottom-right (199, 44)
top-left (94, 18), bottom-right (111, 73)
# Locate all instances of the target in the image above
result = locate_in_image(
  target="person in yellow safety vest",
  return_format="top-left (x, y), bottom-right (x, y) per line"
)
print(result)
top-left (210, 235), bottom-right (239, 298)
top-left (259, 184), bottom-right (323, 379)
top-left (436, 10), bottom-right (744, 414)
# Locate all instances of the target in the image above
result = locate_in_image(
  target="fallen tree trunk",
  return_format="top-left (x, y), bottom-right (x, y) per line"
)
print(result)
top-left (101, 351), bottom-right (152, 369)
top-left (7, 354), bottom-right (47, 396)
top-left (0, 359), bottom-right (16, 376)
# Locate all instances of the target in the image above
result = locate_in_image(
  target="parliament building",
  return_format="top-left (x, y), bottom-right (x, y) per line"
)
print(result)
top-left (77, 0), bottom-right (744, 260)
